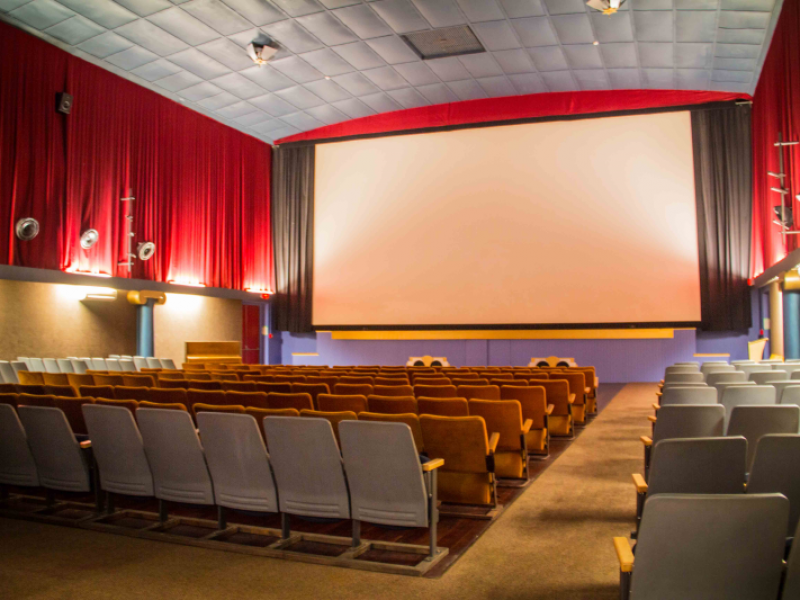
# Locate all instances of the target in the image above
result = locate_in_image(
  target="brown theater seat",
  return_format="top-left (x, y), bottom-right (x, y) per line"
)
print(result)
top-left (307, 376), bottom-right (338, 390)
top-left (52, 396), bottom-right (94, 436)
top-left (267, 392), bottom-right (314, 412)
top-left (367, 395), bottom-right (417, 415)
top-left (317, 394), bottom-right (368, 414)
top-left (80, 385), bottom-right (114, 399)
top-left (373, 384), bottom-right (414, 397)
top-left (0, 384), bottom-right (16, 394)
top-left (457, 385), bottom-right (501, 400)
top-left (489, 378), bottom-right (521, 387)
top-left (468, 399), bottom-right (531, 480)
top-left (210, 372), bottom-right (240, 382)
top-left (451, 378), bottom-right (489, 387)
top-left (537, 380), bottom-right (574, 438)
top-left (16, 385), bottom-right (47, 396)
top-left (159, 379), bottom-right (189, 389)
top-left (226, 391), bottom-right (268, 409)
top-left (0, 393), bottom-right (19, 407)
top-left (157, 372), bottom-right (185, 380)
top-left (359, 412), bottom-right (424, 453)
top-left (123, 374), bottom-right (155, 387)
top-left (417, 397), bottom-right (469, 417)
top-left (245, 406), bottom-right (300, 427)
top-left (188, 389), bottom-right (228, 409)
top-left (339, 375), bottom-right (374, 385)
top-left (95, 397), bottom-right (139, 415)
top-left (17, 371), bottom-right (45, 385)
top-left (420, 415), bottom-right (498, 507)
top-left (291, 383), bottom-right (330, 409)
top-left (299, 409), bottom-right (357, 444)
top-left (114, 386), bottom-right (151, 402)
top-left (256, 382), bottom-right (292, 395)
top-left (501, 385), bottom-right (551, 455)
top-left (274, 375), bottom-right (307, 384)
top-left (138, 400), bottom-right (187, 412)
top-left (67, 373), bottom-right (95, 388)
top-left (17, 394), bottom-right (55, 407)
top-left (374, 377), bottom-right (410, 386)
top-left (148, 388), bottom-right (189, 410)
top-left (45, 385), bottom-right (77, 397)
top-left (192, 403), bottom-right (245, 419)
top-left (412, 377), bottom-right (451, 387)
top-left (42, 373), bottom-right (70, 386)
top-left (187, 379), bottom-right (223, 391)
top-left (93, 374), bottom-right (124, 387)
top-left (551, 372), bottom-right (588, 425)
top-left (333, 383), bottom-right (373, 396)
top-left (223, 381), bottom-right (257, 392)
top-left (414, 384), bottom-right (458, 399)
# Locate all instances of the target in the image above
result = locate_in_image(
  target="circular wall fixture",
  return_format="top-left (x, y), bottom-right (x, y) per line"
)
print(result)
top-left (137, 241), bottom-right (156, 261)
top-left (79, 229), bottom-right (99, 249)
top-left (15, 218), bottom-right (40, 241)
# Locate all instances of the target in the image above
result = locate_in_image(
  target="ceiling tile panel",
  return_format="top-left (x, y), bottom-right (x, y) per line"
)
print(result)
top-left (426, 56), bottom-right (472, 81)
top-left (362, 65), bottom-right (409, 90)
top-left (10, 0), bottom-right (75, 29)
top-left (211, 72), bottom-right (268, 97)
top-left (216, 100), bottom-right (258, 118)
top-left (360, 91), bottom-right (403, 112)
top-left (332, 41), bottom-right (386, 69)
top-left (104, 45), bottom-right (159, 69)
top-left (472, 20), bottom-right (522, 51)
top-left (181, 0), bottom-right (253, 35)
top-left (539, 70), bottom-right (578, 91)
top-left (300, 48), bottom-right (356, 75)
top-left (574, 69), bottom-right (610, 91)
top-left (55, 0), bottom-right (137, 29)
top-left (643, 68), bottom-right (674, 88)
top-left (477, 75), bottom-right (515, 97)
top-left (675, 10), bottom-right (717, 42)
top-left (269, 55), bottom-right (326, 82)
top-left (196, 38), bottom-right (256, 70)
top-left (599, 43), bottom-right (638, 68)
top-left (178, 81), bottom-right (225, 101)
top-left (392, 60), bottom-right (440, 85)
top-left (306, 103), bottom-right (350, 124)
top-left (281, 111), bottom-right (325, 131)
top-left (590, 12), bottom-right (634, 43)
top-left (78, 31), bottom-right (135, 58)
top-left (115, 20), bottom-right (190, 56)
top-left (240, 64), bottom-right (295, 91)
top-left (387, 86), bottom-right (429, 108)
top-left (502, 0), bottom-right (546, 18)
top-left (634, 10), bottom-right (674, 42)
top-left (296, 11), bottom-right (359, 45)
top-left (608, 68), bottom-right (641, 89)
top-left (304, 77), bottom-right (352, 101)
top-left (458, 53), bottom-right (503, 78)
top-left (332, 97), bottom-right (376, 118)
top-left (114, 0), bottom-right (173, 17)
top-left (366, 35), bottom-right (420, 64)
top-left (417, 82), bottom-right (459, 104)
top-left (332, 4), bottom-right (393, 39)
top-left (493, 48), bottom-right (535, 74)
top-left (509, 72), bottom-right (547, 93)
top-left (275, 85), bottom-right (326, 108)
top-left (332, 71), bottom-right (381, 95)
top-left (715, 28), bottom-right (765, 44)
top-left (542, 0), bottom-right (584, 15)
top-left (270, 0), bottom-right (323, 17)
top-left (410, 0), bottom-right (465, 27)
top-left (262, 19), bottom-right (324, 53)
top-left (154, 70), bottom-right (203, 91)
top-left (371, 0), bottom-right (429, 33)
top-left (550, 14), bottom-right (595, 45)
top-left (638, 42), bottom-right (674, 67)
top-left (147, 7), bottom-right (221, 46)
top-left (456, 0), bottom-right (505, 22)
top-left (219, 0), bottom-right (285, 26)
top-left (511, 17), bottom-right (558, 47)
top-left (130, 58), bottom-right (183, 81)
top-left (235, 109), bottom-right (271, 126)
top-left (675, 43), bottom-right (713, 68)
top-left (528, 45), bottom-right (569, 71)
top-left (715, 42), bottom-right (761, 58)
top-left (44, 15), bottom-right (105, 45)
top-left (562, 44), bottom-right (603, 69)
top-left (249, 93), bottom-right (296, 115)
top-left (196, 90), bottom-right (240, 109)
top-left (169, 47), bottom-right (231, 78)
top-left (446, 79), bottom-right (487, 100)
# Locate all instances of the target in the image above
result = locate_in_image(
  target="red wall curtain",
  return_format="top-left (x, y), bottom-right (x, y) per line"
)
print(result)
top-left (751, 0), bottom-right (800, 276)
top-left (0, 22), bottom-right (272, 291)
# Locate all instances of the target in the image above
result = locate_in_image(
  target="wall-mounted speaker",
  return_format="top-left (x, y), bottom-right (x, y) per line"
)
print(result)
top-left (529, 356), bottom-right (578, 368)
top-left (406, 355), bottom-right (450, 367)
top-left (56, 92), bottom-right (73, 115)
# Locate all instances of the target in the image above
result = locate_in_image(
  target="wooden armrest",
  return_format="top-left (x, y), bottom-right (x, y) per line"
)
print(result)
top-left (614, 537), bottom-right (634, 573)
top-left (651, 403), bottom-right (660, 411)
top-left (79, 440), bottom-right (92, 449)
top-left (422, 458), bottom-right (444, 472)
top-left (659, 379), bottom-right (664, 385)
top-left (488, 432), bottom-right (500, 453)
top-left (521, 419), bottom-right (533, 435)
top-left (640, 436), bottom-right (653, 447)
top-left (655, 391), bottom-right (663, 397)
top-left (647, 415), bottom-right (657, 423)
top-left (632, 473), bottom-right (648, 493)
top-left (568, 393), bottom-right (575, 404)
top-left (594, 377), bottom-right (599, 387)
top-left (545, 404), bottom-right (554, 415)
top-left (584, 387), bottom-right (591, 394)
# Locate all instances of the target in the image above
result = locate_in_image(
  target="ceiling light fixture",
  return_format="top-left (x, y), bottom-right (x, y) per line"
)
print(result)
top-left (247, 39), bottom-right (279, 67)
top-left (587, 0), bottom-right (626, 15)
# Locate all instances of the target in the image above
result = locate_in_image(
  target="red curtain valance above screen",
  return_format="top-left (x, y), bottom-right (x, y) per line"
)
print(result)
top-left (0, 22), bottom-right (272, 291)
top-left (276, 89), bottom-right (750, 145)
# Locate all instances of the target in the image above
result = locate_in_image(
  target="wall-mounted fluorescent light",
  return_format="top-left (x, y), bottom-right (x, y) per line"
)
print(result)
top-left (80, 288), bottom-right (117, 302)
top-left (168, 279), bottom-right (206, 288)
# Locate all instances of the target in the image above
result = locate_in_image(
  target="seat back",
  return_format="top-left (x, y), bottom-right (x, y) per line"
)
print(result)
top-left (781, 385), bottom-right (800, 407)
top-left (225, 391), bottom-right (268, 409)
top-left (136, 408), bottom-right (215, 505)
top-left (17, 406), bottom-right (90, 492)
top-left (159, 379), bottom-right (189, 390)
top-left (52, 396), bottom-right (94, 435)
top-left (500, 385), bottom-right (547, 428)
top-left (267, 392), bottom-right (314, 412)
top-left (42, 372), bottom-right (69, 386)
top-left (45, 384), bottom-right (77, 398)
top-left (187, 389), bottom-right (228, 409)
top-left (750, 370), bottom-right (788, 384)
top-left (0, 361), bottom-right (19, 384)
top-left (720, 385), bottom-right (777, 428)
top-left (28, 358), bottom-right (46, 372)
top-left (262, 417), bottom-right (350, 519)
top-left (468, 399), bottom-right (524, 450)
top-left (374, 377), bottom-right (409, 386)
top-left (95, 398), bottom-right (139, 414)
top-left (196, 412), bottom-right (278, 512)
top-left (83, 404), bottom-right (154, 497)
top-left (706, 371), bottom-right (747, 386)
top-left (66, 373), bottom-right (94, 388)
top-left (652, 405), bottom-right (726, 444)
top-left (122, 374), bottom-right (155, 388)
top-left (450, 377), bottom-right (489, 387)
top-left (90, 358), bottom-right (108, 371)
top-left (414, 384), bottom-right (458, 398)
top-left (55, 359), bottom-right (74, 374)
top-left (420, 415), bottom-right (490, 473)
top-left (648, 437), bottom-right (746, 497)
top-left (727, 405), bottom-right (800, 470)
top-left (373, 384), bottom-right (414, 397)
top-left (748, 435), bottom-right (800, 539)
top-left (118, 359), bottom-right (136, 372)
top-left (93, 374), bottom-right (124, 387)
top-left (222, 381), bottom-right (257, 392)
top-left (317, 393), bottom-right (367, 414)
top-left (417, 397), bottom-right (469, 417)
top-left (105, 359), bottom-right (121, 372)
top-left (146, 358), bottom-right (163, 369)
top-left (367, 395), bottom-right (417, 414)
top-left (255, 382), bottom-right (292, 395)
top-left (339, 420), bottom-right (428, 527)
top-left (537, 380), bottom-right (571, 415)
top-left (69, 359), bottom-right (89, 374)
top-left (456, 385), bottom-right (500, 400)
top-left (358, 412), bottom-right (424, 452)
top-left (17, 394), bottom-right (55, 407)
top-left (148, 388), bottom-right (189, 410)
top-left (161, 358), bottom-right (177, 370)
top-left (133, 357), bottom-right (148, 371)
top-left (79, 385), bottom-right (115, 399)
top-left (42, 358), bottom-right (60, 374)
top-left (413, 377), bottom-right (451, 386)
top-left (332, 383), bottom-right (373, 396)
top-left (664, 372), bottom-right (704, 384)
top-left (18, 371), bottom-right (44, 385)
top-left (632, 494), bottom-right (787, 600)
top-left (0, 404), bottom-right (39, 487)
top-left (660, 386), bottom-right (717, 406)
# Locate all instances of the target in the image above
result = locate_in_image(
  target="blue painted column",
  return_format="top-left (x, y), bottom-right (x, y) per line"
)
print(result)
top-left (136, 298), bottom-right (156, 357)
top-left (784, 291), bottom-right (800, 360)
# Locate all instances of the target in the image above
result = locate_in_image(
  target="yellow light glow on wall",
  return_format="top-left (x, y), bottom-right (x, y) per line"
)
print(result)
top-left (54, 285), bottom-right (117, 302)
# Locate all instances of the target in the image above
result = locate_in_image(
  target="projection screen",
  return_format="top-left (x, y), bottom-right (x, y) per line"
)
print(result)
top-left (313, 111), bottom-right (701, 327)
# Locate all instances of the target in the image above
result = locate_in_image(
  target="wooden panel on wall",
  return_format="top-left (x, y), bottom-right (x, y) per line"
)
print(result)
top-left (154, 293), bottom-right (242, 366)
top-left (0, 279), bottom-right (136, 360)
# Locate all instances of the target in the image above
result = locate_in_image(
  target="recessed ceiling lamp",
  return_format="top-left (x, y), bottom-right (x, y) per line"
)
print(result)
top-left (15, 218), bottom-right (39, 241)
top-left (80, 229), bottom-right (99, 249)
top-left (586, 0), bottom-right (626, 15)
top-left (247, 38), bottom-right (279, 67)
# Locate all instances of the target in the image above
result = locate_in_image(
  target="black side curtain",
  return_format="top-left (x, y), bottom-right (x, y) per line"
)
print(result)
top-left (271, 145), bottom-right (315, 333)
top-left (691, 105), bottom-right (752, 331)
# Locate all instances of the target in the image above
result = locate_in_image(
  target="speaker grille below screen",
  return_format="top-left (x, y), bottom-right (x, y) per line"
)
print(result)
top-left (402, 26), bottom-right (485, 60)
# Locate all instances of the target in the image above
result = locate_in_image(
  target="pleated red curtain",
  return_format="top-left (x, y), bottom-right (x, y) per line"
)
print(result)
top-left (751, 0), bottom-right (800, 276)
top-left (0, 21), bottom-right (272, 291)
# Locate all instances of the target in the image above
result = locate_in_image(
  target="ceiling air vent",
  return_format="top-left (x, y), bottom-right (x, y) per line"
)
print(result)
top-left (402, 25), bottom-right (485, 60)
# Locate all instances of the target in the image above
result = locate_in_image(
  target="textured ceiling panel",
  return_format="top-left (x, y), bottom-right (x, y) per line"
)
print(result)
top-left (0, 0), bottom-right (782, 144)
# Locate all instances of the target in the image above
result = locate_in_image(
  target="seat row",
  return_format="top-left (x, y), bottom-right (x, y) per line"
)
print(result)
top-left (0, 357), bottom-right (177, 383)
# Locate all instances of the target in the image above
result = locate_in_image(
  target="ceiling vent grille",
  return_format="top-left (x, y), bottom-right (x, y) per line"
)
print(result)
top-left (401, 25), bottom-right (485, 60)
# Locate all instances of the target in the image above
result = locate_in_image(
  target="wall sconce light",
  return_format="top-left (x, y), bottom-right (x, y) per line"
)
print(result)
top-left (80, 229), bottom-right (99, 249)
top-left (16, 218), bottom-right (40, 241)
top-left (80, 287), bottom-right (117, 302)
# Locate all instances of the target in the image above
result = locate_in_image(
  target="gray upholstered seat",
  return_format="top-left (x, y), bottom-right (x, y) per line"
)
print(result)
top-left (748, 434), bottom-right (800, 540)
top-left (82, 404), bottom-right (154, 499)
top-left (160, 358), bottom-right (177, 370)
top-left (673, 362), bottom-right (699, 367)
top-left (782, 386), bottom-right (800, 407)
top-left (659, 386), bottom-right (716, 406)
top-left (133, 357), bottom-right (148, 371)
top-left (621, 494), bottom-right (788, 600)
top-left (263, 416), bottom-right (350, 523)
top-left (10, 361), bottom-right (27, 375)
top-left (17, 406), bottom-right (91, 493)
top-left (27, 358), bottom-right (46, 372)
top-left (648, 438), bottom-right (746, 497)
top-left (772, 364), bottom-right (800, 375)
top-left (42, 359), bottom-right (60, 374)
top-left (663, 372), bottom-right (704, 385)
top-left (664, 366), bottom-right (699, 376)
top-left (90, 358), bottom-right (108, 371)
top-left (736, 364), bottom-right (766, 377)
top-left (785, 520), bottom-right (800, 599)
top-left (705, 371), bottom-right (747, 386)
top-left (105, 359), bottom-right (121, 372)
top-left (719, 385), bottom-right (776, 429)
top-left (0, 404), bottom-right (39, 489)
top-left (700, 363), bottom-right (734, 379)
top-left (713, 381), bottom-right (755, 399)
top-left (136, 408), bottom-right (215, 516)
top-left (56, 359), bottom-right (74, 374)
top-left (731, 360), bottom-right (757, 366)
top-left (727, 405), bottom-right (800, 471)
top-left (773, 383), bottom-right (800, 405)
top-left (196, 412), bottom-right (279, 520)
top-left (70, 359), bottom-right (89, 374)
top-left (750, 370), bottom-right (788, 385)
top-left (146, 358), bottom-right (163, 369)
top-left (118, 360), bottom-right (136, 372)
top-left (0, 361), bottom-right (18, 384)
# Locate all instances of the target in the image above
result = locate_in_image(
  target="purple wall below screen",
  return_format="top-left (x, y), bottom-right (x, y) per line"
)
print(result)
top-left (272, 328), bottom-right (756, 382)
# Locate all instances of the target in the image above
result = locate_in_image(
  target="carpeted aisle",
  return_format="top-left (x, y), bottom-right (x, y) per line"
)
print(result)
top-left (0, 383), bottom-right (655, 600)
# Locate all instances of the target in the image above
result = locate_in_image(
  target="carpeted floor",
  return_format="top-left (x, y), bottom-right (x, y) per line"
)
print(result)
top-left (0, 383), bottom-right (654, 600)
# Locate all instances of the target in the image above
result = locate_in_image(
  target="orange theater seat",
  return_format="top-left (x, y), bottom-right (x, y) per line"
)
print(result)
top-left (191, 403), bottom-right (245, 419)
top-left (551, 372), bottom-right (588, 425)
top-left (291, 383), bottom-right (330, 409)
top-left (417, 397), bottom-right (469, 417)
top-left (468, 399), bottom-right (531, 479)
top-left (373, 384), bottom-right (415, 397)
top-left (267, 392), bottom-right (314, 412)
top-left (256, 382), bottom-right (292, 395)
top-left (222, 381), bottom-right (257, 392)
top-left (333, 383), bottom-right (374, 396)
top-left (95, 397), bottom-right (139, 415)
top-left (226, 391), bottom-right (268, 409)
top-left (148, 388), bottom-right (190, 411)
top-left (457, 385), bottom-right (501, 400)
top-left (52, 396), bottom-right (95, 436)
top-left (93, 374), bottom-right (124, 387)
top-left (122, 374), bottom-right (156, 387)
top-left (114, 386), bottom-right (151, 402)
top-left (366, 395), bottom-right (417, 415)
top-left (0, 393), bottom-right (19, 407)
top-left (537, 380), bottom-right (574, 438)
top-left (138, 400), bottom-right (188, 413)
top-left (17, 371), bottom-right (45, 385)
top-left (317, 394), bottom-right (368, 415)
top-left (339, 375), bottom-right (375, 385)
top-left (187, 379), bottom-right (223, 391)
top-left (414, 384), bottom-right (458, 399)
top-left (79, 385), bottom-right (114, 399)
top-left (159, 379), bottom-right (189, 389)
top-left (45, 385), bottom-right (77, 398)
top-left (501, 385), bottom-right (551, 455)
top-left (42, 373), bottom-right (70, 386)
top-left (299, 409), bottom-right (358, 445)
top-left (451, 377), bottom-right (489, 387)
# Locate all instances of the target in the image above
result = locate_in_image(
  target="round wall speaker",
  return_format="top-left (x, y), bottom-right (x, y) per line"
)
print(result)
top-left (15, 218), bottom-right (40, 241)
top-left (79, 229), bottom-right (99, 249)
top-left (137, 241), bottom-right (156, 261)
